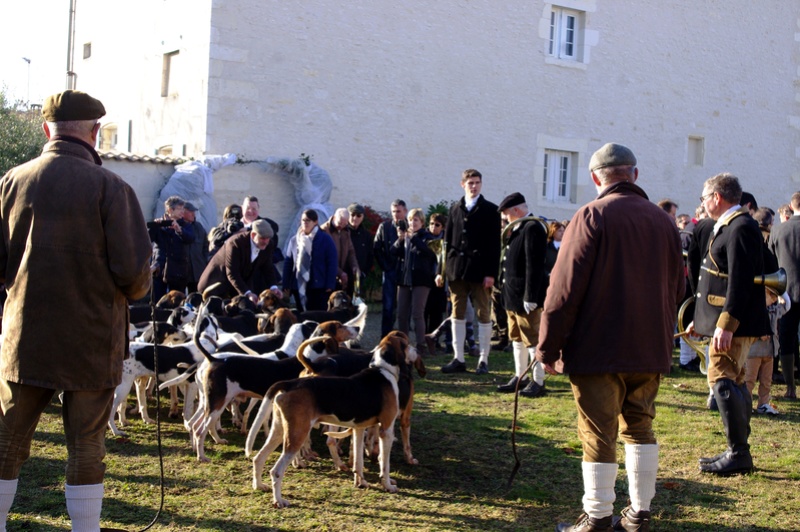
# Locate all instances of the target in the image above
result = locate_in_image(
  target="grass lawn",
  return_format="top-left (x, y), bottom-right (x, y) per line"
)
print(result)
top-left (8, 329), bottom-right (799, 531)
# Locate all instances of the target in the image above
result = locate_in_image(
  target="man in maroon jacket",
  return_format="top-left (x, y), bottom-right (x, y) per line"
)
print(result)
top-left (537, 144), bottom-right (685, 532)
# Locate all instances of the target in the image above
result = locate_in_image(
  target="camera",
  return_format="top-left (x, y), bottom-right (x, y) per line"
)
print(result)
top-left (397, 220), bottom-right (408, 232)
top-left (146, 219), bottom-right (174, 229)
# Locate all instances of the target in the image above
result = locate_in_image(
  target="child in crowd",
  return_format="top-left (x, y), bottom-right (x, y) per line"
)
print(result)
top-left (745, 287), bottom-right (791, 415)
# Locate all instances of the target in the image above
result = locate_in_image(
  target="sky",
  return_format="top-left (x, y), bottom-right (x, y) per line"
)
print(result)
top-left (0, 1), bottom-right (74, 105)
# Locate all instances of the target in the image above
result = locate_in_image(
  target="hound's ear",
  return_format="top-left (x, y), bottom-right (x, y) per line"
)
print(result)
top-left (325, 336), bottom-right (339, 354)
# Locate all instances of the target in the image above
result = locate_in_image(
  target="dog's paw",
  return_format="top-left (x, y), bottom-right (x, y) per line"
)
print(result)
top-left (197, 456), bottom-right (211, 463)
top-left (354, 474), bottom-right (369, 489)
top-left (168, 411), bottom-right (180, 419)
top-left (141, 417), bottom-right (155, 425)
top-left (382, 478), bottom-right (398, 493)
top-left (252, 480), bottom-right (268, 491)
top-left (405, 456), bottom-right (419, 465)
top-left (272, 497), bottom-right (290, 509)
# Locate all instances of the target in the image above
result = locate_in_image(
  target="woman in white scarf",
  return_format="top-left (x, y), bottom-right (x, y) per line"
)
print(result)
top-left (283, 209), bottom-right (338, 311)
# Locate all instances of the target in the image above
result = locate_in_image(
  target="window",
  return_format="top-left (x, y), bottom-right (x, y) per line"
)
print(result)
top-left (83, 43), bottom-right (91, 59)
top-left (542, 150), bottom-right (577, 203)
top-left (161, 50), bottom-right (179, 97)
top-left (688, 136), bottom-right (705, 166)
top-left (99, 124), bottom-right (117, 151)
top-left (549, 7), bottom-right (583, 61)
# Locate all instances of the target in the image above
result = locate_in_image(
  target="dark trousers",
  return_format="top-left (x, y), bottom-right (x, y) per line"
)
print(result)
top-left (425, 285), bottom-right (448, 333)
top-left (778, 304), bottom-right (800, 388)
top-left (306, 288), bottom-right (329, 311)
top-left (381, 270), bottom-right (398, 337)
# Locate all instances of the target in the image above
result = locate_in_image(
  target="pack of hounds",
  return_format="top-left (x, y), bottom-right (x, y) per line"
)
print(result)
top-left (117, 288), bottom-right (426, 508)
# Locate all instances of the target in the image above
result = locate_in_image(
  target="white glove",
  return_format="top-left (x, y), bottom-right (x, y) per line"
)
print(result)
top-left (523, 301), bottom-right (537, 313)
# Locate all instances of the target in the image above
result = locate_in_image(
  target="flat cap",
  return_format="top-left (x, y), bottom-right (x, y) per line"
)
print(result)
top-left (42, 90), bottom-right (106, 122)
top-left (251, 219), bottom-right (274, 238)
top-left (498, 192), bottom-right (526, 212)
top-left (184, 202), bottom-right (198, 212)
top-left (589, 143), bottom-right (637, 171)
top-left (347, 203), bottom-right (365, 215)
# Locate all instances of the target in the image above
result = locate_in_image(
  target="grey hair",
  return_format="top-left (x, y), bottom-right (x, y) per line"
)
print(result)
top-left (334, 208), bottom-right (349, 224)
top-left (47, 119), bottom-right (97, 136)
top-left (164, 195), bottom-right (185, 211)
top-left (593, 165), bottom-right (636, 185)
top-left (704, 173), bottom-right (742, 205)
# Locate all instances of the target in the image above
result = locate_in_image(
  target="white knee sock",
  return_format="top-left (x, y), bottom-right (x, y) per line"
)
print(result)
top-left (478, 322), bottom-right (492, 364)
top-left (65, 483), bottom-right (104, 532)
top-left (512, 341), bottom-right (528, 377)
top-left (0, 479), bottom-right (18, 532)
top-left (625, 443), bottom-right (659, 513)
top-left (451, 318), bottom-right (467, 362)
top-left (529, 347), bottom-right (544, 385)
top-left (581, 461), bottom-right (618, 519)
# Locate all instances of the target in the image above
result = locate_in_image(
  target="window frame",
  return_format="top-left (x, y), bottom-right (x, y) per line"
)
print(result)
top-left (542, 149), bottom-right (577, 204)
top-left (548, 6), bottom-right (582, 61)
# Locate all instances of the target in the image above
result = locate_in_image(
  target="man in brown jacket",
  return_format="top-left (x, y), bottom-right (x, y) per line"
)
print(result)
top-left (0, 90), bottom-right (152, 531)
top-left (537, 144), bottom-right (685, 532)
top-left (320, 207), bottom-right (359, 291)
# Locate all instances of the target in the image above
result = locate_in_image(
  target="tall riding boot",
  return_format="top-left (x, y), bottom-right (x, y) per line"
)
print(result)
top-left (780, 354), bottom-right (796, 398)
top-left (699, 379), bottom-right (753, 475)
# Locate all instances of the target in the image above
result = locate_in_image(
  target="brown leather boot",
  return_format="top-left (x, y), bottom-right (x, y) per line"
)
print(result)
top-left (556, 513), bottom-right (613, 531)
top-left (612, 506), bottom-right (650, 531)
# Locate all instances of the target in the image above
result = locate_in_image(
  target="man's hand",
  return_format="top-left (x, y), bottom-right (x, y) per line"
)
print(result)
top-left (483, 276), bottom-right (495, 290)
top-left (535, 350), bottom-right (559, 375)
top-left (712, 327), bottom-right (733, 353)
top-left (339, 272), bottom-right (348, 286)
top-left (542, 362), bottom-right (559, 375)
top-left (435, 274), bottom-right (444, 288)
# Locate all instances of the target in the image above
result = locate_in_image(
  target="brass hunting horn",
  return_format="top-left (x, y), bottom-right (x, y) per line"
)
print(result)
top-left (676, 268), bottom-right (787, 375)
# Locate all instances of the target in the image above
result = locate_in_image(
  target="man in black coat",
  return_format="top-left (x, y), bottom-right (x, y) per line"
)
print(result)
top-left (373, 199), bottom-right (407, 336)
top-left (768, 191), bottom-right (800, 399)
top-left (346, 203), bottom-right (373, 298)
top-left (688, 173), bottom-right (770, 476)
top-left (439, 169), bottom-right (501, 374)
top-left (495, 193), bottom-right (549, 397)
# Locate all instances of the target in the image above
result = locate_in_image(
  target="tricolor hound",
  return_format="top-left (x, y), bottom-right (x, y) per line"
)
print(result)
top-left (250, 330), bottom-right (418, 508)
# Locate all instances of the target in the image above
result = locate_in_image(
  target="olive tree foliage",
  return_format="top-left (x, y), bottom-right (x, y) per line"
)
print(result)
top-left (0, 89), bottom-right (45, 175)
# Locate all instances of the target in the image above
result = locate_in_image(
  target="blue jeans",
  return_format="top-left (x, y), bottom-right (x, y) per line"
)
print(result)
top-left (381, 270), bottom-right (398, 337)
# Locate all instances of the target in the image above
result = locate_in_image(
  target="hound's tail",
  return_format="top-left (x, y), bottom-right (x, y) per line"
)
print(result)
top-left (245, 391), bottom-right (276, 457)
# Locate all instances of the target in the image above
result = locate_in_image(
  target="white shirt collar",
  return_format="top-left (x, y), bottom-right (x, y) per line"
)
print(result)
top-left (249, 237), bottom-right (260, 262)
top-left (712, 205), bottom-right (743, 235)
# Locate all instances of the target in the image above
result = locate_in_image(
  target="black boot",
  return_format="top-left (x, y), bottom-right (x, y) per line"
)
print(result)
top-left (699, 379), bottom-right (753, 476)
top-left (496, 375), bottom-right (530, 393)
